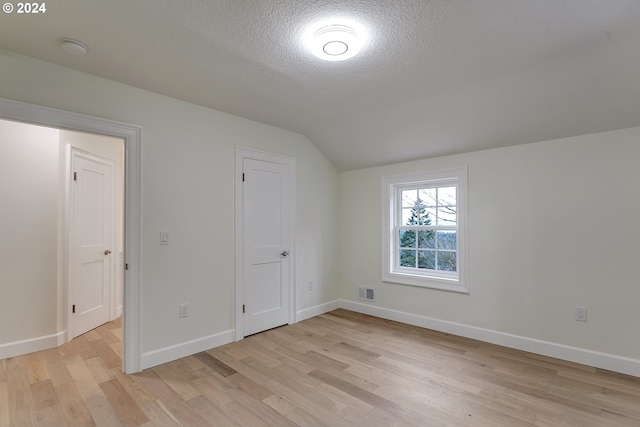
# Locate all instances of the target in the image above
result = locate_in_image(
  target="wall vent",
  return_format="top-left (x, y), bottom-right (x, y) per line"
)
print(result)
top-left (358, 287), bottom-right (375, 301)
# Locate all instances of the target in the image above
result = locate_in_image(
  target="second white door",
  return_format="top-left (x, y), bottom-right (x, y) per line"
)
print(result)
top-left (242, 155), bottom-right (293, 336)
top-left (70, 151), bottom-right (115, 338)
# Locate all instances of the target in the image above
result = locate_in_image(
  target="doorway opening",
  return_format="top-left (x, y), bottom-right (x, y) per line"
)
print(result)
top-left (0, 98), bottom-right (141, 373)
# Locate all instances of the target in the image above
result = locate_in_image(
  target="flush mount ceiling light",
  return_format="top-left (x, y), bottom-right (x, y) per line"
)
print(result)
top-left (310, 24), bottom-right (361, 61)
top-left (60, 38), bottom-right (88, 55)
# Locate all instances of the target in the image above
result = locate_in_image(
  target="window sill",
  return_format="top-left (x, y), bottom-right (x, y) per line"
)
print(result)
top-left (382, 271), bottom-right (468, 293)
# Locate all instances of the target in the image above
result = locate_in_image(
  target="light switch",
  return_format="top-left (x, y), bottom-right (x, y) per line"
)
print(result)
top-left (160, 231), bottom-right (169, 245)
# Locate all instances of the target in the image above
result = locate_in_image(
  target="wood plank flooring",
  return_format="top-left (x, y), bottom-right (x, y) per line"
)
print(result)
top-left (1, 310), bottom-right (640, 426)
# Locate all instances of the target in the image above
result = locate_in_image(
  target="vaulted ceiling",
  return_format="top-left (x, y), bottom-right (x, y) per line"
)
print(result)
top-left (1, 0), bottom-right (639, 170)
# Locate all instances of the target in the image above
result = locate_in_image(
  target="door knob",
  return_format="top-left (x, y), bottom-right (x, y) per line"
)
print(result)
top-left (280, 251), bottom-right (289, 257)
top-left (104, 249), bottom-right (112, 255)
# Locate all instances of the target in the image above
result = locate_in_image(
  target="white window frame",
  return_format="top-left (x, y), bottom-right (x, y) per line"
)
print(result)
top-left (382, 166), bottom-right (468, 293)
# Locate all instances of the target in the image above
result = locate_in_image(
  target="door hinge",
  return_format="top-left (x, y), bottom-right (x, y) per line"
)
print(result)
top-left (242, 173), bottom-right (245, 182)
top-left (242, 304), bottom-right (245, 314)
top-left (72, 304), bottom-right (76, 314)
top-left (125, 263), bottom-right (129, 270)
top-left (73, 172), bottom-right (77, 181)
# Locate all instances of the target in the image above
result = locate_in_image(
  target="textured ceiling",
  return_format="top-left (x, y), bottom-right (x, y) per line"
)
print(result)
top-left (1, 0), bottom-right (639, 170)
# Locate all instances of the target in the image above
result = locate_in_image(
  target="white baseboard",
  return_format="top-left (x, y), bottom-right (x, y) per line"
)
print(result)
top-left (141, 329), bottom-right (234, 370)
top-left (140, 301), bottom-right (341, 370)
top-left (139, 300), bottom-right (341, 370)
top-left (339, 299), bottom-right (640, 378)
top-left (296, 300), bottom-right (341, 322)
top-left (4, 302), bottom-right (635, 379)
top-left (0, 330), bottom-right (67, 359)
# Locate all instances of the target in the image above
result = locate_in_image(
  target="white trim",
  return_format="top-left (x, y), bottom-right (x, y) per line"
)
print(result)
top-left (141, 301), bottom-right (339, 370)
top-left (339, 299), bottom-right (640, 378)
top-left (296, 300), bottom-right (341, 322)
top-left (235, 147), bottom-right (296, 341)
top-left (0, 331), bottom-right (67, 360)
top-left (140, 300), bottom-right (338, 370)
top-left (141, 329), bottom-right (234, 370)
top-left (0, 97), bottom-right (142, 373)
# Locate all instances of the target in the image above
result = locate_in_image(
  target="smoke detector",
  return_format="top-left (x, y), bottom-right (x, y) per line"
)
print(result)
top-left (60, 38), bottom-right (88, 55)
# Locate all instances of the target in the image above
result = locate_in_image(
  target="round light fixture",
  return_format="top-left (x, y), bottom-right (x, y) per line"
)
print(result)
top-left (60, 38), bottom-right (88, 55)
top-left (311, 24), bottom-right (361, 61)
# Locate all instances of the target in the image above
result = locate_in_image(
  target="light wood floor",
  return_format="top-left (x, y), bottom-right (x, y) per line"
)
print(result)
top-left (2, 310), bottom-right (640, 426)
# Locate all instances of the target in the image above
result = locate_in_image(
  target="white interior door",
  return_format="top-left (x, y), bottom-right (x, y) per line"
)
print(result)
top-left (70, 151), bottom-right (115, 338)
top-left (241, 155), bottom-right (293, 336)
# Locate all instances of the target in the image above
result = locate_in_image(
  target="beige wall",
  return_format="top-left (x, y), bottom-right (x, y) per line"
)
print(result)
top-left (338, 127), bottom-right (640, 360)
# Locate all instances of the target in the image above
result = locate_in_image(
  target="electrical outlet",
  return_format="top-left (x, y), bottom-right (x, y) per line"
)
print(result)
top-left (575, 306), bottom-right (587, 322)
top-left (179, 303), bottom-right (189, 318)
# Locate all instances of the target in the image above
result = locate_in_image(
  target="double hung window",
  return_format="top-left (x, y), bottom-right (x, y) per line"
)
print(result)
top-left (382, 167), bottom-right (468, 292)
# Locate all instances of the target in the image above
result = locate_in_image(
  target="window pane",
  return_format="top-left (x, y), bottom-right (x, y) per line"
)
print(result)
top-left (423, 207), bottom-right (436, 225)
top-left (438, 186), bottom-right (456, 206)
top-left (417, 250), bottom-right (435, 269)
top-left (399, 230), bottom-right (416, 248)
top-left (403, 201), bottom-right (431, 225)
top-left (437, 206), bottom-right (456, 225)
top-left (401, 189), bottom-right (417, 208)
top-left (417, 230), bottom-right (435, 249)
top-left (399, 249), bottom-right (416, 267)
top-left (419, 188), bottom-right (437, 206)
top-left (402, 208), bottom-right (413, 225)
top-left (437, 251), bottom-right (457, 272)
top-left (437, 231), bottom-right (456, 250)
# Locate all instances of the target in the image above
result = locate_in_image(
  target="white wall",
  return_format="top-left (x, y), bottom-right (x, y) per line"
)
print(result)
top-left (338, 127), bottom-right (640, 363)
top-left (0, 54), bottom-right (339, 359)
top-left (0, 120), bottom-right (59, 343)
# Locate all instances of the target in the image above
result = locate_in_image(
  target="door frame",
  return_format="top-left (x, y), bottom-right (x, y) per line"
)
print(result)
top-left (235, 147), bottom-right (296, 341)
top-left (67, 147), bottom-right (119, 340)
top-left (0, 97), bottom-right (142, 373)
